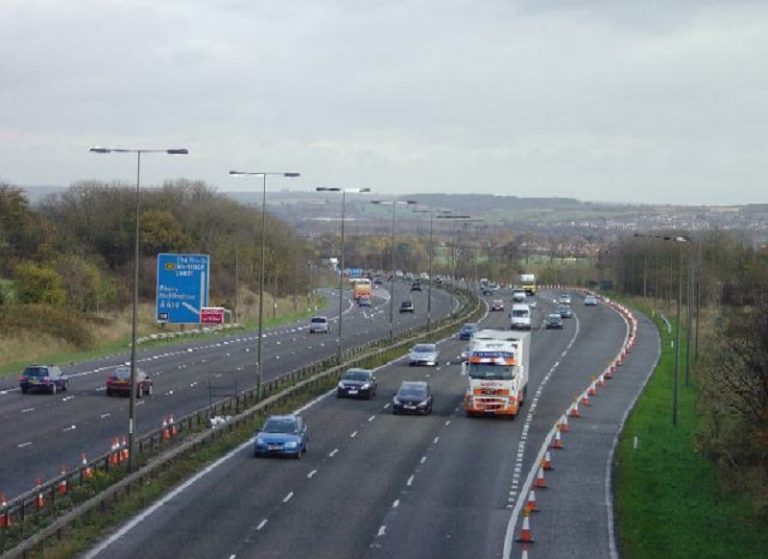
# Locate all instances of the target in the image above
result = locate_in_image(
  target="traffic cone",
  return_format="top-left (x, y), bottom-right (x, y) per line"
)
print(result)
top-left (170, 415), bottom-right (178, 437)
top-left (598, 374), bottom-right (606, 387)
top-left (558, 414), bottom-right (571, 432)
top-left (527, 490), bottom-right (538, 512)
top-left (550, 430), bottom-right (564, 450)
top-left (618, 351), bottom-right (625, 366)
top-left (569, 401), bottom-right (581, 418)
top-left (35, 479), bottom-right (44, 510)
top-left (605, 365), bottom-right (614, 379)
top-left (162, 417), bottom-right (170, 440)
top-left (120, 436), bottom-right (129, 463)
top-left (534, 467), bottom-right (548, 489)
top-left (58, 466), bottom-right (67, 496)
top-left (516, 511), bottom-right (535, 543)
top-left (581, 391), bottom-right (592, 407)
top-left (541, 450), bottom-right (554, 470)
top-left (109, 439), bottom-right (119, 466)
top-left (0, 493), bottom-right (9, 528)
top-left (588, 383), bottom-right (597, 397)
top-left (81, 453), bottom-right (93, 481)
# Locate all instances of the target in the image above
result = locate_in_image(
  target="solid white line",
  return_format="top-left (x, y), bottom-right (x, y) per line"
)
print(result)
top-left (307, 469), bottom-right (318, 479)
top-left (329, 448), bottom-right (339, 457)
top-left (283, 492), bottom-right (293, 503)
top-left (257, 519), bottom-right (268, 531)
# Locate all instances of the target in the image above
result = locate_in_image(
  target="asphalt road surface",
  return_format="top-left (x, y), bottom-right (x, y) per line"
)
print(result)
top-left (82, 289), bottom-right (655, 559)
top-left (0, 282), bottom-right (454, 500)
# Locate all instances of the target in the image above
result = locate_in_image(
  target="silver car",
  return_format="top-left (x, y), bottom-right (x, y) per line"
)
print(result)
top-left (584, 295), bottom-right (599, 306)
top-left (558, 293), bottom-right (572, 305)
top-left (409, 343), bottom-right (439, 366)
top-left (309, 316), bottom-right (330, 334)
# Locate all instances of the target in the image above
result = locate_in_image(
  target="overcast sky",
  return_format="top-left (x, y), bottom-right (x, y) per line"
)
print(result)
top-left (2, 0), bottom-right (767, 205)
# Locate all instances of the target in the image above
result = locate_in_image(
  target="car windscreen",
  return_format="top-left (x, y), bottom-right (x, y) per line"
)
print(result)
top-left (263, 418), bottom-right (299, 434)
top-left (113, 367), bottom-right (132, 379)
top-left (23, 367), bottom-right (48, 377)
top-left (398, 388), bottom-right (427, 400)
top-left (342, 371), bottom-right (370, 382)
top-left (461, 324), bottom-right (476, 332)
top-left (512, 310), bottom-right (529, 317)
top-left (310, 318), bottom-right (327, 324)
top-left (413, 345), bottom-right (435, 353)
top-left (468, 364), bottom-right (515, 380)
top-left (547, 314), bottom-right (561, 321)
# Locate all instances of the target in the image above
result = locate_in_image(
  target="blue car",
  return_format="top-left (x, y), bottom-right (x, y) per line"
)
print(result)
top-left (458, 323), bottom-right (479, 340)
top-left (253, 415), bottom-right (308, 459)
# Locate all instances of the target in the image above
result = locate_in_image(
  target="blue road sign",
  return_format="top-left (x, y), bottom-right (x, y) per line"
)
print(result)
top-left (156, 253), bottom-right (210, 324)
top-left (347, 268), bottom-right (363, 278)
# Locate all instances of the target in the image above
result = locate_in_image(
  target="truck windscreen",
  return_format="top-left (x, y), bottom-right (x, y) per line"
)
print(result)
top-left (468, 364), bottom-right (515, 380)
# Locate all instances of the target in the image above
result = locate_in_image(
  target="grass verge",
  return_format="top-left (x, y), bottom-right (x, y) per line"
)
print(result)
top-left (615, 302), bottom-right (768, 558)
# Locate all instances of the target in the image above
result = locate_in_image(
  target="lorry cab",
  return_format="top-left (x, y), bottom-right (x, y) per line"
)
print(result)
top-left (510, 303), bottom-right (532, 330)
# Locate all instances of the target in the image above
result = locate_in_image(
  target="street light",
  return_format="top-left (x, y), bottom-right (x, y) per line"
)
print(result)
top-left (414, 207), bottom-right (451, 332)
top-left (316, 187), bottom-right (371, 363)
top-left (634, 232), bottom-right (690, 426)
top-left (371, 199), bottom-right (418, 343)
top-left (89, 145), bottom-right (188, 471)
top-left (437, 213), bottom-right (472, 320)
top-left (230, 170), bottom-right (301, 400)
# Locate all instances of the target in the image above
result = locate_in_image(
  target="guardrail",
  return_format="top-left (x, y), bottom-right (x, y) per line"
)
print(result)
top-left (0, 285), bottom-right (481, 557)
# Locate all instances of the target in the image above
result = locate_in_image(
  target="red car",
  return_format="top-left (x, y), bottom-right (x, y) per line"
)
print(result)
top-left (106, 366), bottom-right (153, 398)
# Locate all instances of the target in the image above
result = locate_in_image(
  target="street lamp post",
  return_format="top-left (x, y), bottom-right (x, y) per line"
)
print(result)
top-left (437, 214), bottom-right (471, 320)
top-left (372, 199), bottom-right (418, 343)
top-left (89, 145), bottom-right (188, 471)
top-left (414, 208), bottom-right (450, 332)
top-left (229, 171), bottom-right (301, 400)
top-left (316, 187), bottom-right (371, 363)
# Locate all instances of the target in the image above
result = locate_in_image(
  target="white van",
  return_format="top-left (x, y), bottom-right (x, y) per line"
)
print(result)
top-left (509, 303), bottom-right (531, 330)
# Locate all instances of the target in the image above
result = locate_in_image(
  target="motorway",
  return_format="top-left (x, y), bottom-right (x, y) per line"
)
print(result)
top-left (82, 290), bottom-right (650, 559)
top-left (0, 282), bottom-right (454, 500)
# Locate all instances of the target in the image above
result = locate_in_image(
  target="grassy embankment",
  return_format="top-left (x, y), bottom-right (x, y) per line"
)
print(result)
top-left (615, 301), bottom-right (768, 558)
top-left (0, 292), bottom-right (324, 377)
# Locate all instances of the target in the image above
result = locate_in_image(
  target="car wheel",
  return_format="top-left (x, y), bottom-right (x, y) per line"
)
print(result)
top-left (136, 389), bottom-right (143, 400)
top-left (106, 389), bottom-right (112, 397)
top-left (21, 386), bottom-right (28, 394)
top-left (50, 383), bottom-right (57, 395)
top-left (146, 384), bottom-right (153, 396)
top-left (295, 448), bottom-right (303, 460)
top-left (62, 381), bottom-right (68, 392)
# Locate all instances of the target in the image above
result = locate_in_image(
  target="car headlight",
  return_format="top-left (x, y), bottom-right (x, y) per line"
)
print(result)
top-left (393, 396), bottom-right (401, 404)
top-left (337, 381), bottom-right (345, 389)
top-left (417, 400), bottom-right (428, 407)
top-left (255, 438), bottom-right (266, 447)
top-left (360, 383), bottom-right (371, 390)
top-left (284, 441), bottom-right (298, 449)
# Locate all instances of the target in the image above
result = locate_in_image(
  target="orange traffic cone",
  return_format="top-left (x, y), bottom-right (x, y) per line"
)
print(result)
top-left (0, 493), bottom-right (9, 528)
top-left (588, 383), bottom-right (597, 397)
top-left (81, 453), bottom-right (93, 481)
top-left (534, 467), bottom-right (548, 489)
top-left (516, 511), bottom-right (535, 543)
top-left (170, 415), bottom-right (178, 437)
top-left (35, 480), bottom-right (44, 510)
top-left (120, 436), bottom-right (129, 463)
top-left (605, 365), bottom-right (614, 379)
top-left (598, 374), bottom-right (606, 387)
top-left (527, 490), bottom-right (538, 512)
top-left (581, 392), bottom-right (592, 407)
top-left (569, 401), bottom-right (581, 418)
top-left (541, 450), bottom-right (554, 470)
top-left (109, 438), bottom-right (119, 466)
top-left (58, 466), bottom-right (67, 496)
top-left (558, 414), bottom-right (571, 432)
top-left (550, 430), bottom-right (564, 450)
top-left (162, 417), bottom-right (170, 440)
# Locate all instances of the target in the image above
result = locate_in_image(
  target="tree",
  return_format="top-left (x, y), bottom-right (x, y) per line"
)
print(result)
top-left (14, 262), bottom-right (66, 306)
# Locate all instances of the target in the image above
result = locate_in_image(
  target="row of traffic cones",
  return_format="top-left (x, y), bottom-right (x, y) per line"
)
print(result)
top-left (516, 293), bottom-right (638, 550)
top-left (109, 437), bottom-right (129, 466)
top-left (161, 415), bottom-right (178, 440)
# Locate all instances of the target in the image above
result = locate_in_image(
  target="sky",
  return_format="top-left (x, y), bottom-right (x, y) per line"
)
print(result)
top-left (2, 0), bottom-right (767, 205)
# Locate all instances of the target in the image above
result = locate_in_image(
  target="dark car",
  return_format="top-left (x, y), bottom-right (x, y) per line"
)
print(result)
top-left (557, 304), bottom-right (573, 318)
top-left (458, 322), bottom-right (479, 340)
top-left (337, 368), bottom-right (377, 399)
top-left (410, 282), bottom-right (422, 292)
top-left (106, 366), bottom-right (153, 398)
top-left (358, 295), bottom-right (372, 307)
top-left (253, 415), bottom-right (308, 459)
top-left (545, 313), bottom-right (564, 329)
top-left (19, 365), bottom-right (69, 395)
top-left (400, 299), bottom-right (415, 313)
top-left (392, 381), bottom-right (433, 415)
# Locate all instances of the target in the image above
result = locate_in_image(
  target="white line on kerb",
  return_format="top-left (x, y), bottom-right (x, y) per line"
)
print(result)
top-left (283, 492), bottom-right (293, 503)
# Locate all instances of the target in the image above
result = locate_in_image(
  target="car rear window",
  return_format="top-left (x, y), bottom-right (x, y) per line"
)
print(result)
top-left (343, 370), bottom-right (371, 381)
top-left (413, 344), bottom-right (434, 352)
top-left (311, 317), bottom-right (327, 324)
top-left (23, 367), bottom-right (48, 377)
top-left (398, 387), bottom-right (427, 399)
top-left (263, 418), bottom-right (299, 433)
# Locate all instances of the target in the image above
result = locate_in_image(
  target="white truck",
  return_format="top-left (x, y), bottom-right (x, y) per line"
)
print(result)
top-left (519, 273), bottom-right (536, 295)
top-left (510, 303), bottom-right (532, 330)
top-left (462, 330), bottom-right (530, 417)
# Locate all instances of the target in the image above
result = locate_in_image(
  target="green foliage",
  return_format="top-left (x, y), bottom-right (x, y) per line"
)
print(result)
top-left (13, 262), bottom-right (67, 306)
top-left (0, 304), bottom-right (94, 348)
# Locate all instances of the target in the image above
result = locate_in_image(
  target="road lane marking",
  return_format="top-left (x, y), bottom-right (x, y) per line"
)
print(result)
top-left (350, 431), bottom-right (358, 438)
top-left (368, 415), bottom-right (376, 422)
top-left (445, 420), bottom-right (451, 426)
top-left (100, 413), bottom-right (111, 419)
top-left (308, 469), bottom-right (318, 479)
top-left (377, 526), bottom-right (386, 537)
top-left (420, 456), bottom-right (427, 464)
top-left (257, 519), bottom-right (268, 531)
top-left (392, 499), bottom-right (400, 508)
top-left (329, 448), bottom-right (339, 457)
top-left (283, 492), bottom-right (293, 503)
top-left (407, 475), bottom-right (415, 486)
top-left (63, 425), bottom-right (77, 432)
top-left (383, 403), bottom-right (390, 409)
top-left (22, 407), bottom-right (35, 413)
top-left (433, 436), bottom-right (440, 444)
top-left (17, 442), bottom-right (32, 448)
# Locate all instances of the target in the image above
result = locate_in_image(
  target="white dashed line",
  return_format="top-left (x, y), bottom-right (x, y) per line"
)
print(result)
top-left (17, 442), bottom-right (32, 448)
top-left (383, 403), bottom-right (390, 409)
top-left (350, 431), bottom-right (358, 438)
top-left (257, 519), bottom-right (268, 531)
top-left (377, 526), bottom-right (387, 537)
top-left (100, 413), bottom-right (111, 419)
top-left (329, 448), bottom-right (339, 457)
top-left (22, 407), bottom-right (35, 413)
top-left (392, 499), bottom-right (400, 508)
top-left (283, 492), bottom-right (293, 503)
top-left (433, 436), bottom-right (440, 444)
top-left (308, 469), bottom-right (318, 479)
top-left (63, 425), bottom-right (77, 432)
top-left (368, 415), bottom-right (376, 422)
top-left (407, 475), bottom-right (415, 486)
top-left (420, 456), bottom-right (427, 464)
